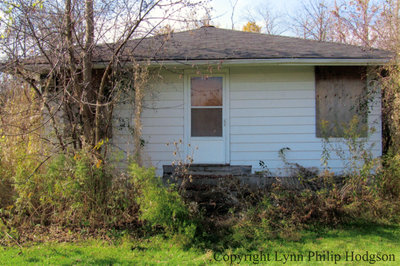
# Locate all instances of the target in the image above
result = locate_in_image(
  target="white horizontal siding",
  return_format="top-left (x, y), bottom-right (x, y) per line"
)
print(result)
top-left (142, 117), bottom-right (183, 127)
top-left (229, 66), bottom-right (382, 175)
top-left (112, 65), bottom-right (382, 177)
top-left (143, 135), bottom-right (184, 144)
top-left (231, 99), bottom-right (315, 109)
top-left (112, 71), bottom-right (184, 174)
top-left (231, 108), bottom-right (315, 117)
top-left (142, 151), bottom-right (179, 161)
top-left (231, 116), bottom-right (315, 126)
top-left (142, 107), bottom-right (183, 118)
top-left (231, 133), bottom-right (381, 144)
top-left (232, 142), bottom-right (324, 152)
top-left (144, 91), bottom-right (183, 101)
top-left (143, 100), bottom-right (184, 109)
top-left (142, 126), bottom-right (183, 135)
top-left (231, 90), bottom-right (314, 100)
top-left (231, 149), bottom-right (381, 161)
top-left (231, 125), bottom-right (314, 135)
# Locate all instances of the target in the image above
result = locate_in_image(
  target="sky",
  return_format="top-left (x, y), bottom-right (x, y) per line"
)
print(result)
top-left (209, 0), bottom-right (300, 34)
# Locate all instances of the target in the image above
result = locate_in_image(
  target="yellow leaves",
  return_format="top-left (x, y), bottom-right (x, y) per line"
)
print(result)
top-left (73, 152), bottom-right (102, 169)
top-left (73, 153), bottom-right (81, 161)
top-left (93, 138), bottom-right (108, 150)
top-left (73, 151), bottom-right (102, 168)
top-left (94, 139), bottom-right (104, 150)
top-left (320, 119), bottom-right (330, 130)
top-left (32, 0), bottom-right (44, 9)
top-left (242, 21), bottom-right (262, 33)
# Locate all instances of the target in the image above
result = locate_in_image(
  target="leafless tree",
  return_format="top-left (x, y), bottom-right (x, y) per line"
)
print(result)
top-left (244, 2), bottom-right (286, 35)
top-left (0, 0), bottom-right (204, 160)
top-left (331, 0), bottom-right (381, 47)
top-left (375, 0), bottom-right (400, 51)
top-left (291, 0), bottom-right (334, 41)
top-left (370, 0), bottom-right (400, 153)
top-left (229, 0), bottom-right (239, 30)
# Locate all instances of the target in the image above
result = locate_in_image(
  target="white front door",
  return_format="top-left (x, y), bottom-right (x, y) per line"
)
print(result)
top-left (185, 73), bottom-right (229, 164)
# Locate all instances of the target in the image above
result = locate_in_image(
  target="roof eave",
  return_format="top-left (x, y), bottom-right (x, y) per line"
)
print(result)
top-left (92, 58), bottom-right (390, 69)
top-left (155, 58), bottom-right (390, 66)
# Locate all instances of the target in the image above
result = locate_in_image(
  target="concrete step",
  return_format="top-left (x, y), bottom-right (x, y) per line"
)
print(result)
top-left (163, 164), bottom-right (252, 177)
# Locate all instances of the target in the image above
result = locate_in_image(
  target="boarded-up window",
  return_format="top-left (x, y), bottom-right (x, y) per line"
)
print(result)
top-left (315, 66), bottom-right (368, 138)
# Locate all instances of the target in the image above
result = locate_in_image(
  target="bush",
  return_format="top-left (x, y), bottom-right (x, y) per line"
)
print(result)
top-left (379, 152), bottom-right (400, 199)
top-left (228, 162), bottom-right (399, 243)
top-left (130, 163), bottom-right (199, 244)
top-left (0, 137), bottom-right (13, 210)
top-left (0, 146), bottom-right (140, 232)
top-left (231, 184), bottom-right (344, 242)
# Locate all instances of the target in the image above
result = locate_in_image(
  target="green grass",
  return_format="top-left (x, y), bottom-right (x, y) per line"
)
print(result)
top-left (1, 224), bottom-right (399, 265)
top-left (0, 236), bottom-right (212, 265)
top-left (225, 223), bottom-right (400, 265)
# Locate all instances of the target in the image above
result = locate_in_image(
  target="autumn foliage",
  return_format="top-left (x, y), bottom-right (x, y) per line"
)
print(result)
top-left (242, 21), bottom-right (262, 33)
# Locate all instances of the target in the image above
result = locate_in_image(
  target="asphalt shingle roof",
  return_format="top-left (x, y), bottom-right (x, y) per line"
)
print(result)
top-left (93, 26), bottom-right (392, 63)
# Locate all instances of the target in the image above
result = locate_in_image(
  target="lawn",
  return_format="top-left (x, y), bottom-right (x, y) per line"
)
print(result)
top-left (1, 224), bottom-right (399, 265)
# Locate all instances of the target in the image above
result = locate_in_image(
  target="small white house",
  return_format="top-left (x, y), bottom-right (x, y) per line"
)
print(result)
top-left (109, 26), bottom-right (391, 176)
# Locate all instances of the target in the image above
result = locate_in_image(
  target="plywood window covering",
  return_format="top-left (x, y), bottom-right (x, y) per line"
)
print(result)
top-left (315, 66), bottom-right (368, 138)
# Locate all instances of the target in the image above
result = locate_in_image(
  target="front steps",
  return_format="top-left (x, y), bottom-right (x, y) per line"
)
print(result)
top-left (162, 164), bottom-right (254, 191)
top-left (162, 164), bottom-right (315, 190)
top-left (162, 164), bottom-right (252, 214)
top-left (161, 164), bottom-right (340, 214)
top-left (163, 164), bottom-right (252, 178)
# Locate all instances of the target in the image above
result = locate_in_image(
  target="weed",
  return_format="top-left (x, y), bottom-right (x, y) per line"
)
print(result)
top-left (130, 162), bottom-right (200, 245)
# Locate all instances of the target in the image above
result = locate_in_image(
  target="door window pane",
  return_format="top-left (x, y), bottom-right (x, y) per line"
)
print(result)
top-left (191, 108), bottom-right (222, 137)
top-left (191, 77), bottom-right (222, 106)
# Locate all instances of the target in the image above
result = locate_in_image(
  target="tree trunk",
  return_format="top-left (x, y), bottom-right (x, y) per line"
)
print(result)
top-left (133, 64), bottom-right (148, 166)
top-left (82, 0), bottom-right (95, 145)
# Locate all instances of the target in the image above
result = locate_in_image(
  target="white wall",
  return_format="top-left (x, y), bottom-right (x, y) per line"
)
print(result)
top-left (111, 71), bottom-right (185, 175)
top-left (229, 65), bottom-right (381, 175)
top-left (112, 65), bottom-right (382, 176)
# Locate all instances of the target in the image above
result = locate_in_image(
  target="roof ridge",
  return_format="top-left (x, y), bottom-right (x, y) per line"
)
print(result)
top-left (72, 26), bottom-right (396, 64)
top-left (98, 26), bottom-right (389, 54)
top-left (162, 26), bottom-right (389, 52)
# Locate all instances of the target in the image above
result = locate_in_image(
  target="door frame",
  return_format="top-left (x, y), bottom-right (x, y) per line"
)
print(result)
top-left (183, 68), bottom-right (230, 164)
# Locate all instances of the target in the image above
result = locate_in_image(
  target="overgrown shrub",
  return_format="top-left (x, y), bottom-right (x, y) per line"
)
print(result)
top-left (230, 183), bottom-right (345, 243)
top-left (0, 80), bottom-right (42, 212)
top-left (130, 163), bottom-right (200, 244)
top-left (0, 136), bottom-right (13, 209)
top-left (0, 146), bottom-right (141, 239)
top-left (228, 117), bottom-right (400, 243)
top-left (321, 116), bottom-right (400, 222)
top-left (379, 152), bottom-right (400, 200)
